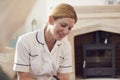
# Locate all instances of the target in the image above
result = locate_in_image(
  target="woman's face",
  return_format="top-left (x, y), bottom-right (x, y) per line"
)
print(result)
top-left (49, 17), bottom-right (75, 41)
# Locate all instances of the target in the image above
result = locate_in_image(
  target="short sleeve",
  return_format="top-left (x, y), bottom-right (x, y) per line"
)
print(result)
top-left (13, 36), bottom-right (30, 72)
top-left (58, 38), bottom-right (73, 73)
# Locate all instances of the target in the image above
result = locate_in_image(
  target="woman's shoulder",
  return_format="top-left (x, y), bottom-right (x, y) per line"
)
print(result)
top-left (17, 31), bottom-right (39, 44)
top-left (19, 31), bottom-right (36, 40)
top-left (19, 27), bottom-right (43, 40)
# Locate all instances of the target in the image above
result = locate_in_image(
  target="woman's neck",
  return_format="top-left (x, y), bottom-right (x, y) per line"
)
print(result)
top-left (44, 26), bottom-right (56, 51)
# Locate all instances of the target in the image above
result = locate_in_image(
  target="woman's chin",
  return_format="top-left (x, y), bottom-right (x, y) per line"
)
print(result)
top-left (56, 35), bottom-right (65, 40)
top-left (57, 38), bottom-right (62, 41)
top-left (56, 37), bottom-right (63, 41)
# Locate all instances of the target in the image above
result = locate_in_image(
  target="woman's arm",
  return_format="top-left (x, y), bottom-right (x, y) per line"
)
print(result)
top-left (57, 73), bottom-right (71, 80)
top-left (17, 72), bottom-right (35, 80)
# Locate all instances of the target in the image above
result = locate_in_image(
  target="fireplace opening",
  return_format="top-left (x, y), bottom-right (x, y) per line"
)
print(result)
top-left (83, 31), bottom-right (116, 78)
top-left (74, 31), bottom-right (120, 79)
top-left (84, 48), bottom-right (113, 68)
top-left (83, 44), bottom-right (115, 78)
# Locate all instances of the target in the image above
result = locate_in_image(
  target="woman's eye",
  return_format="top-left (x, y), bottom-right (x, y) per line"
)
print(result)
top-left (61, 24), bottom-right (66, 27)
top-left (60, 23), bottom-right (73, 30)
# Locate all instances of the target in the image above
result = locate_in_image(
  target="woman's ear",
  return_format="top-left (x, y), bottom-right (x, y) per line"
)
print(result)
top-left (48, 16), bottom-right (54, 25)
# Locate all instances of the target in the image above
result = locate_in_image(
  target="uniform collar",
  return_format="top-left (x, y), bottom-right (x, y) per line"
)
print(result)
top-left (36, 27), bottom-right (62, 46)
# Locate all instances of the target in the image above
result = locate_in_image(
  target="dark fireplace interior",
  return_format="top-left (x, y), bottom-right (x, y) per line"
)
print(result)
top-left (74, 30), bottom-right (120, 78)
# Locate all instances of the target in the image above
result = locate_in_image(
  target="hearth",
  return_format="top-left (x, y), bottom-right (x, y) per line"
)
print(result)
top-left (83, 31), bottom-right (116, 78)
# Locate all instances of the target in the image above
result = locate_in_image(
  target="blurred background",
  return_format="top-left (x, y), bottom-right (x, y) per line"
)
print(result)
top-left (0, 0), bottom-right (120, 80)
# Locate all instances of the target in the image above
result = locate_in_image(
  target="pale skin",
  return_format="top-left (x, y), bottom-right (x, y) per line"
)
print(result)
top-left (17, 72), bottom-right (71, 80)
top-left (17, 16), bottom-right (75, 80)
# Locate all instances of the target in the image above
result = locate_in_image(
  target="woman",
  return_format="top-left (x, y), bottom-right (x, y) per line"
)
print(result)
top-left (13, 3), bottom-right (77, 80)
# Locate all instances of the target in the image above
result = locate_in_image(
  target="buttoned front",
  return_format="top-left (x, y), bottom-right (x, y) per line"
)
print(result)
top-left (13, 26), bottom-right (72, 80)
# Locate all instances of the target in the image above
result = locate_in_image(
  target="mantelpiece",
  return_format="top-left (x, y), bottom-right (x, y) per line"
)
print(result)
top-left (67, 5), bottom-right (120, 80)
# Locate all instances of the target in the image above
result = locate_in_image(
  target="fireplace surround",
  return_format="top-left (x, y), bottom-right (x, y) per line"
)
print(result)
top-left (67, 5), bottom-right (120, 80)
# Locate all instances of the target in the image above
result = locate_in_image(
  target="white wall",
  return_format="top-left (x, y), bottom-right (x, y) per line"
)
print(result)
top-left (47, 0), bottom-right (106, 7)
top-left (21, 0), bottom-right (47, 34)
top-left (47, 0), bottom-right (106, 16)
top-left (20, 0), bottom-right (108, 35)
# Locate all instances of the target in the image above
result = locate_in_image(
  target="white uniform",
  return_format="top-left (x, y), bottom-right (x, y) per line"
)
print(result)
top-left (13, 27), bottom-right (72, 80)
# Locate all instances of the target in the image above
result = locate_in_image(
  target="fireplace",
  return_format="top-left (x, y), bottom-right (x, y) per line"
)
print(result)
top-left (82, 31), bottom-right (116, 78)
top-left (83, 44), bottom-right (115, 77)
top-left (73, 31), bottom-right (120, 79)
top-left (67, 5), bottom-right (120, 80)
